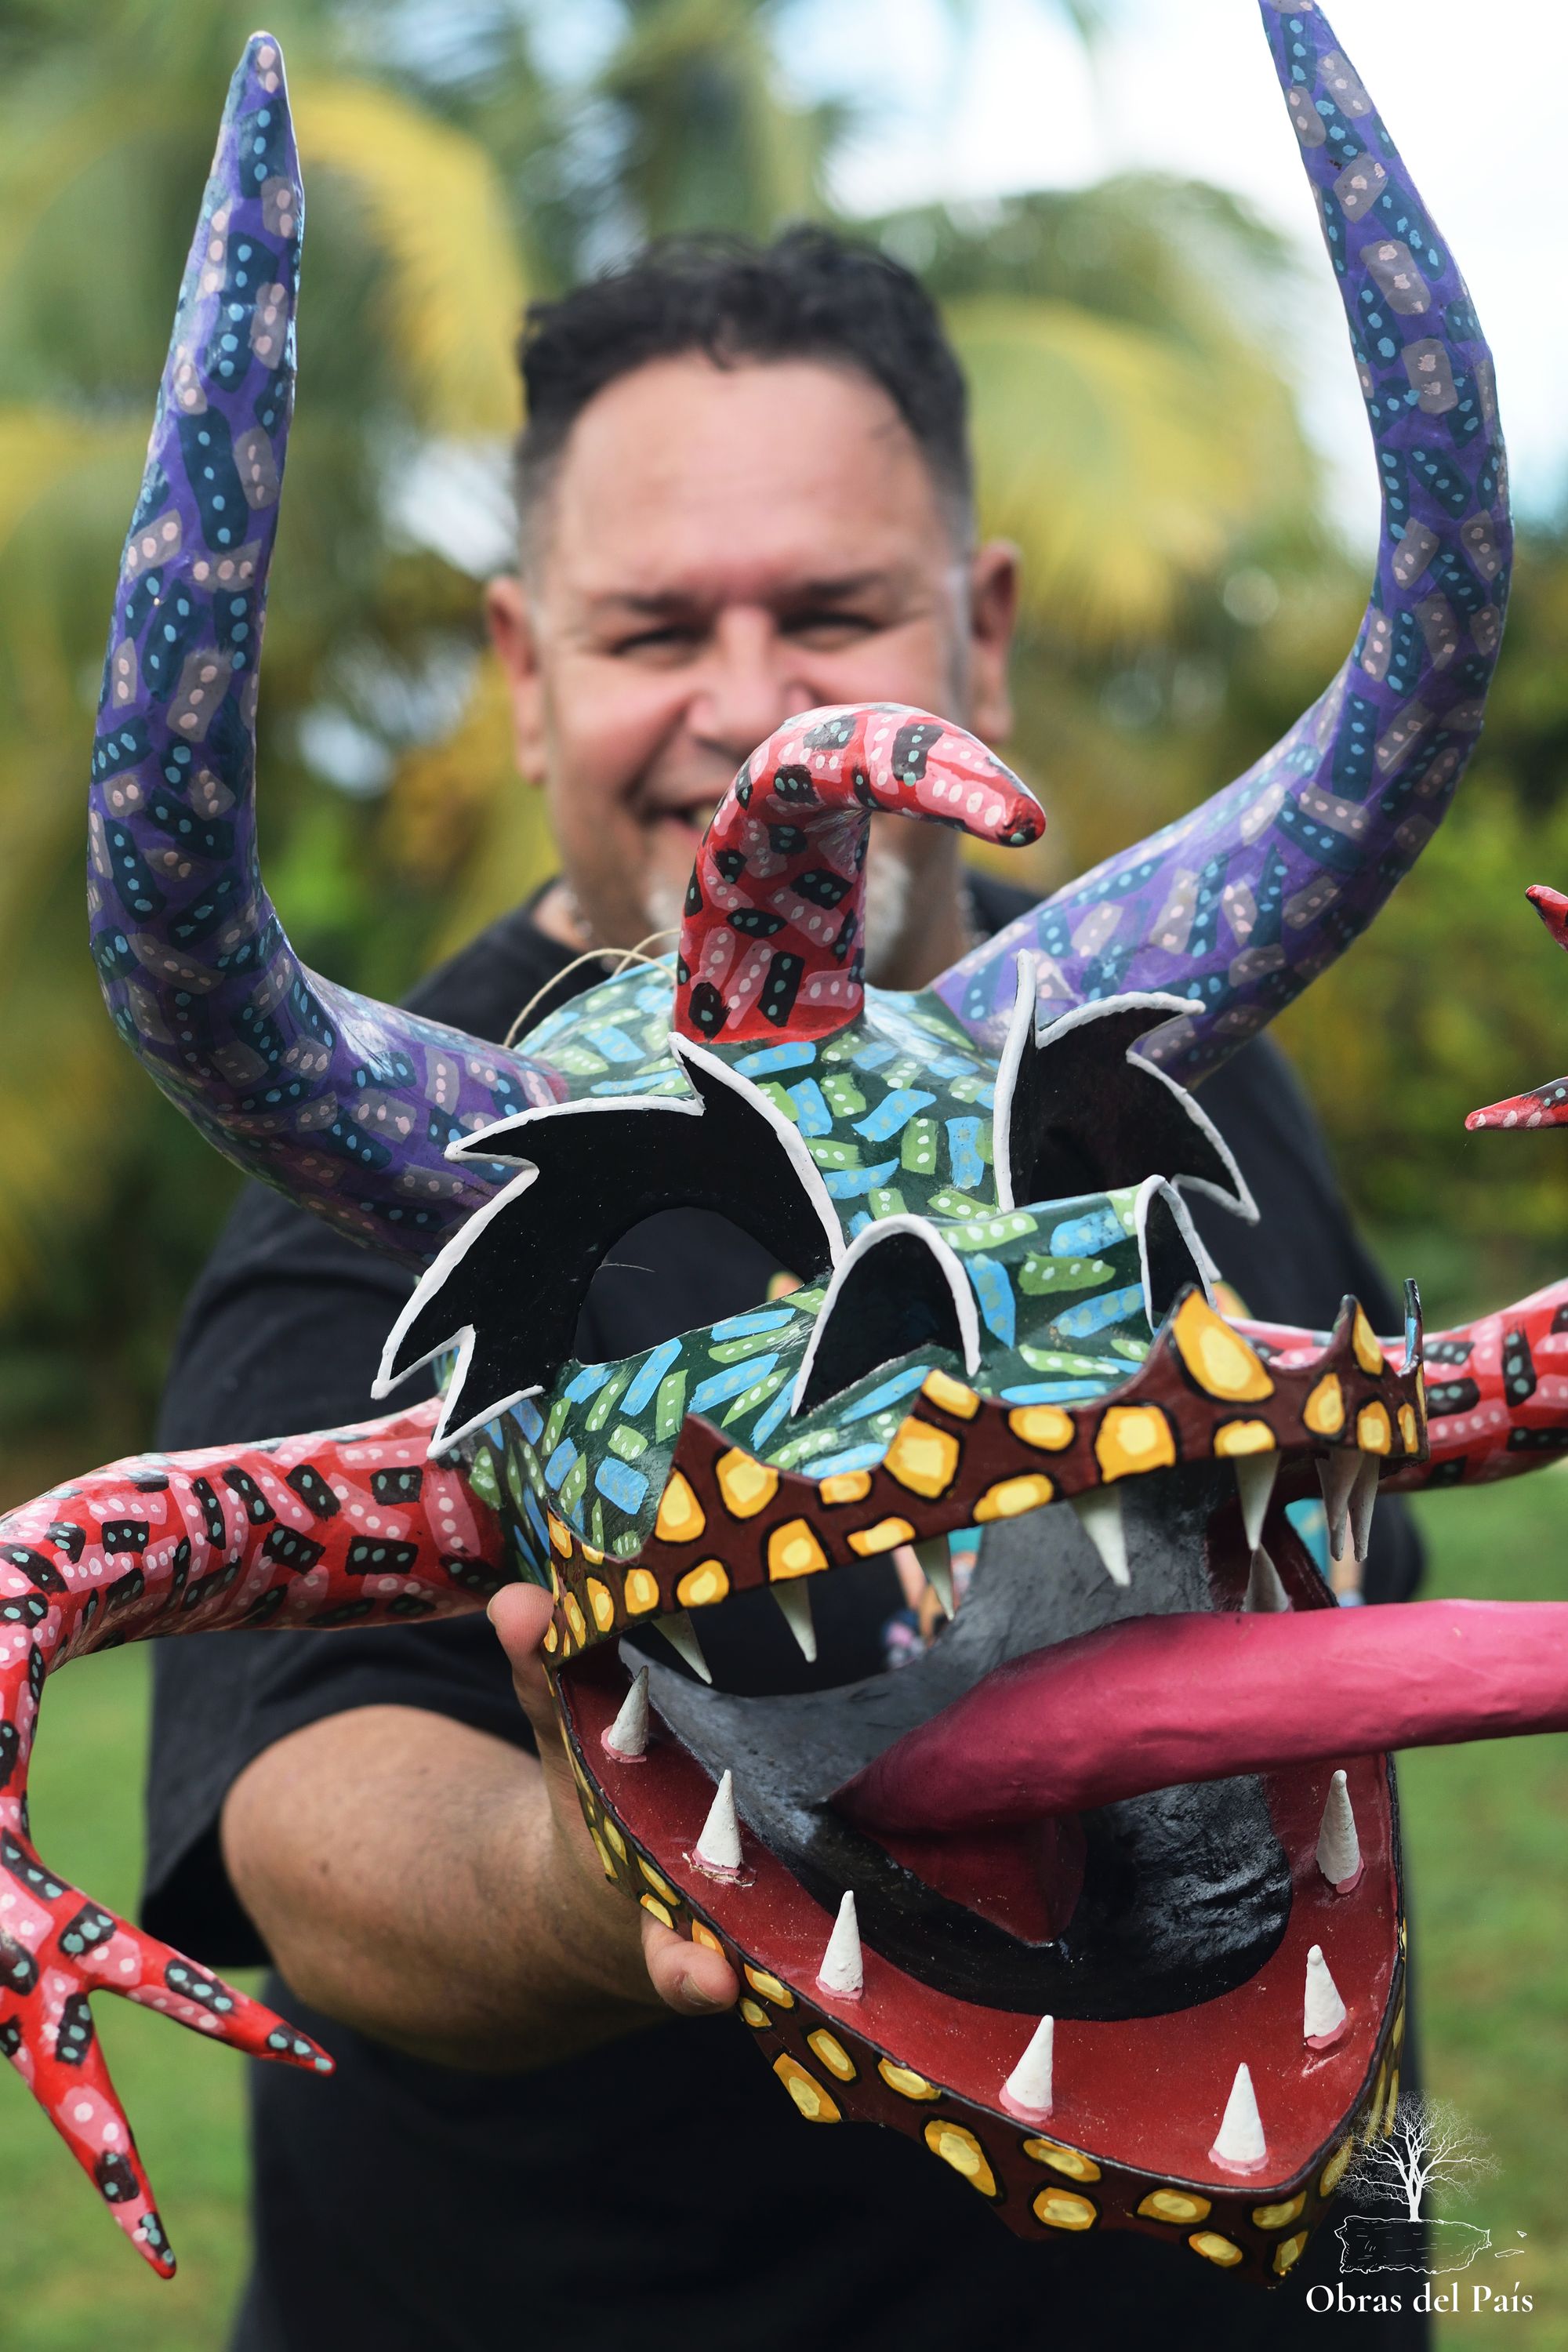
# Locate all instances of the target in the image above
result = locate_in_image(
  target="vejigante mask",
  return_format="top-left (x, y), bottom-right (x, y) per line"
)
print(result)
top-left (3, 0), bottom-right (1562, 2295)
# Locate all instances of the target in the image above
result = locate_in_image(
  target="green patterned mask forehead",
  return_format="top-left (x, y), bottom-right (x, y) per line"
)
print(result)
top-left (528, 961), bottom-right (1000, 1224)
top-left (455, 965), bottom-right (1200, 1584)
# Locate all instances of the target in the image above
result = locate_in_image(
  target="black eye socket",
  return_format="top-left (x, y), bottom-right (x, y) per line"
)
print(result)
top-left (573, 1209), bottom-right (783, 1362)
top-left (1000, 996), bottom-right (1247, 1214)
top-left (793, 1225), bottom-right (974, 1418)
top-left (380, 1048), bottom-right (839, 1440)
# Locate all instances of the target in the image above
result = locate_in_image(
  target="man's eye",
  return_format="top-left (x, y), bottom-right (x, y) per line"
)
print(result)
top-left (610, 626), bottom-right (699, 661)
top-left (785, 610), bottom-right (880, 646)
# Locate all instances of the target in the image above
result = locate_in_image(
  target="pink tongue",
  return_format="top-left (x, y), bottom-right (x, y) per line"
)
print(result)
top-left (837, 1602), bottom-right (1568, 1835)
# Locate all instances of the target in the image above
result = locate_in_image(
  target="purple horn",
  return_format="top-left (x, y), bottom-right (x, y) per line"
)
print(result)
top-left (934, 0), bottom-right (1511, 1083)
top-left (88, 35), bottom-right (563, 1269)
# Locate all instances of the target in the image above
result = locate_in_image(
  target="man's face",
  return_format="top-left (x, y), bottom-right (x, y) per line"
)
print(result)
top-left (488, 354), bottom-right (1017, 974)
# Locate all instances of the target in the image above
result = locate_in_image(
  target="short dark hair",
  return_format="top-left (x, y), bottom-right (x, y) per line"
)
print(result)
top-left (512, 225), bottom-right (973, 559)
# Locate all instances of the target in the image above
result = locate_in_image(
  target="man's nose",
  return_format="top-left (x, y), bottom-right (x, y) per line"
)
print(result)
top-left (685, 610), bottom-right (811, 763)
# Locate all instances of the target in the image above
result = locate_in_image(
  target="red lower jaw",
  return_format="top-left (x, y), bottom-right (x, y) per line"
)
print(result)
top-left (554, 1633), bottom-right (1406, 2274)
top-left (838, 1601), bottom-right (1568, 1838)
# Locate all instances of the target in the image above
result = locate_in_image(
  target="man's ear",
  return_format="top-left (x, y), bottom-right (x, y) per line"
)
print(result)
top-left (485, 574), bottom-right (548, 784)
top-left (967, 539), bottom-right (1018, 746)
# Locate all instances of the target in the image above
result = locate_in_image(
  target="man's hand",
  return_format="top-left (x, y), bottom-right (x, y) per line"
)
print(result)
top-left (219, 1587), bottom-right (737, 2071)
top-left (487, 1583), bottom-right (738, 2020)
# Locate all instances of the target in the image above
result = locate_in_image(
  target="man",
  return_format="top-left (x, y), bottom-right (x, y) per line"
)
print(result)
top-left (147, 228), bottom-right (1422, 2349)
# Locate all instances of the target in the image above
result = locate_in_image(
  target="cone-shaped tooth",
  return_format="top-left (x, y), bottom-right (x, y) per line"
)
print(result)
top-left (1304, 1944), bottom-right (1348, 2047)
top-left (1070, 1490), bottom-right (1130, 1587)
top-left (1316, 1768), bottom-right (1363, 1893)
top-left (655, 1610), bottom-right (712, 1685)
top-left (1235, 1454), bottom-right (1278, 1551)
top-left (816, 1889), bottom-right (864, 1998)
top-left (693, 1769), bottom-right (743, 1879)
top-left (1348, 1451), bottom-right (1380, 1563)
top-left (1243, 1547), bottom-right (1290, 1614)
top-left (1317, 1450), bottom-right (1359, 1556)
top-left (1208, 2060), bottom-right (1268, 2172)
top-left (772, 1581), bottom-right (817, 1664)
top-left (1001, 2015), bottom-right (1054, 2119)
top-left (915, 1533), bottom-right (955, 1618)
top-left (603, 1666), bottom-right (649, 1759)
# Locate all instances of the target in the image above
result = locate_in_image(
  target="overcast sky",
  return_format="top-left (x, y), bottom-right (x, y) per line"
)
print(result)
top-left (797, 0), bottom-right (1566, 534)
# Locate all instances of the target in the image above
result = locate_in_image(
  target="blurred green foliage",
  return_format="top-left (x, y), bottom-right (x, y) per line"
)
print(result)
top-left (0, 0), bottom-right (1559, 1472)
top-left (1401, 1468), bottom-right (1568, 2348)
top-left (1276, 531), bottom-right (1568, 1322)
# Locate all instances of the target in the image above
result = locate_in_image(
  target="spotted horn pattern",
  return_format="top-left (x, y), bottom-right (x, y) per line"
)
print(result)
top-left (933, 0), bottom-right (1512, 1084)
top-left (87, 34), bottom-right (565, 1270)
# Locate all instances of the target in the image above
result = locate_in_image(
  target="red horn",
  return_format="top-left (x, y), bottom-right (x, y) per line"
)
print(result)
top-left (675, 704), bottom-right (1042, 1044)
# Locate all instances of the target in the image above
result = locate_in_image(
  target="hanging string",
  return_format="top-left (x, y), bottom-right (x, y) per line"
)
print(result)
top-left (503, 927), bottom-right (680, 1053)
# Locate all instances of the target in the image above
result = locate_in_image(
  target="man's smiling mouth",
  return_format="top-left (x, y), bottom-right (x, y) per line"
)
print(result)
top-left (652, 798), bottom-right (723, 844)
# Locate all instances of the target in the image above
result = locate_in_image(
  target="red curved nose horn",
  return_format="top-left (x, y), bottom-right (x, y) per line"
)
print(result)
top-left (674, 705), bottom-right (1042, 1044)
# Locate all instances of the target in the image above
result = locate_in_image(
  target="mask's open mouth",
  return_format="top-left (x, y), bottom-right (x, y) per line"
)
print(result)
top-left (546, 1294), bottom-right (1565, 2267)
top-left (627, 1461), bottom-right (1305, 2020)
top-left (556, 1471), bottom-right (1407, 2249)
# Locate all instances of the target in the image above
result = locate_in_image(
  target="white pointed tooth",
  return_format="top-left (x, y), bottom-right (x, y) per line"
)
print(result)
top-left (1316, 1768), bottom-right (1363, 1893)
top-left (1348, 1450), bottom-right (1380, 1564)
top-left (1234, 1453), bottom-right (1278, 1551)
top-left (1208, 2060), bottom-right (1268, 2172)
top-left (772, 1581), bottom-right (817, 1664)
top-left (693, 1769), bottom-right (742, 1878)
top-left (1317, 1450), bottom-right (1359, 1555)
top-left (656, 1610), bottom-right (712, 1685)
top-left (816, 1889), bottom-right (863, 1998)
top-left (1070, 1490), bottom-right (1129, 1587)
top-left (914, 1533), bottom-right (955, 1618)
top-left (1304, 1944), bottom-right (1348, 2045)
top-left (603, 1666), bottom-right (649, 1759)
top-left (1243, 1547), bottom-right (1290, 1614)
top-left (1002, 2015), bottom-right (1054, 2118)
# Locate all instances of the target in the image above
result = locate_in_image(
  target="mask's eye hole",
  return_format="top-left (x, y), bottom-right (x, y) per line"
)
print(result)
top-left (793, 1221), bottom-right (977, 1417)
top-left (573, 1209), bottom-right (782, 1360)
top-left (1138, 1180), bottom-right (1216, 1328)
top-left (996, 982), bottom-right (1251, 1218)
top-left (378, 1042), bottom-right (843, 1446)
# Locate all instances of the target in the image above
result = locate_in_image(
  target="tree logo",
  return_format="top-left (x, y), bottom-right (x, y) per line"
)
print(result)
top-left (1338, 2095), bottom-right (1498, 2278)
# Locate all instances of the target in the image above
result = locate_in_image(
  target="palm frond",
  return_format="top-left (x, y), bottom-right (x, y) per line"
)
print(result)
top-left (597, 0), bottom-right (833, 236)
top-left (294, 79), bottom-right (530, 434)
top-left (948, 292), bottom-right (1309, 641)
top-left (0, 404), bottom-right (146, 557)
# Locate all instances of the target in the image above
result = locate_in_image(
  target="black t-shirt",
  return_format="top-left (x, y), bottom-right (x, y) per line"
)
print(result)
top-left (147, 875), bottom-right (1423, 2352)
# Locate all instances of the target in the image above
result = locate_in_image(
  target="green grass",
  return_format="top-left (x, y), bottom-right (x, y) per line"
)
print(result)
top-left (0, 1475), bottom-right (1562, 2345)
top-left (1403, 1471), bottom-right (1568, 2350)
top-left (0, 1644), bottom-right (253, 2347)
